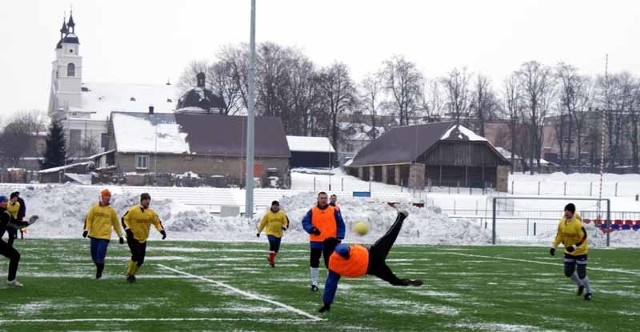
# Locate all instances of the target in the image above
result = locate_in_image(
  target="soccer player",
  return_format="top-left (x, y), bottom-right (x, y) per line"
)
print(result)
top-left (82, 189), bottom-right (125, 279)
top-left (121, 193), bottom-right (166, 283)
top-left (0, 195), bottom-right (32, 287)
top-left (302, 191), bottom-right (345, 292)
top-left (5, 192), bottom-right (20, 246)
top-left (549, 203), bottom-right (592, 301)
top-left (329, 194), bottom-right (338, 208)
top-left (256, 200), bottom-right (290, 267)
top-left (318, 210), bottom-right (423, 313)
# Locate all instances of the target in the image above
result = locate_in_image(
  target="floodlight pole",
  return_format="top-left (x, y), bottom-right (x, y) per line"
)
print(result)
top-left (245, 0), bottom-right (256, 218)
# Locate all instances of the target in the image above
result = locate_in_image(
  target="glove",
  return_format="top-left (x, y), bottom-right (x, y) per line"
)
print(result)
top-left (119, 237), bottom-right (124, 244)
top-left (125, 229), bottom-right (134, 239)
top-left (256, 233), bottom-right (261, 237)
top-left (318, 303), bottom-right (331, 313)
top-left (160, 230), bottom-right (167, 240)
top-left (310, 227), bottom-right (321, 235)
top-left (566, 245), bottom-right (576, 253)
top-left (82, 230), bottom-right (88, 238)
top-left (549, 248), bottom-right (555, 256)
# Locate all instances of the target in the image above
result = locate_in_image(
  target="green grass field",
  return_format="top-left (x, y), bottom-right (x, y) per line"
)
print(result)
top-left (1, 239), bottom-right (638, 331)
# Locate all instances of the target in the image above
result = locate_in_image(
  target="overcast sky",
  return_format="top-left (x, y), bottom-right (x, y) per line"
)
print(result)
top-left (1, 0), bottom-right (639, 120)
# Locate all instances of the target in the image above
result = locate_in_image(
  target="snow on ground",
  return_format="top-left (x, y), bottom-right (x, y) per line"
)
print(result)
top-left (3, 169), bottom-right (640, 247)
top-left (5, 183), bottom-right (490, 245)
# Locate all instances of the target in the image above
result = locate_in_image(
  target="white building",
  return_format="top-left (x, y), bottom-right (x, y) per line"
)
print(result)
top-left (47, 13), bottom-right (178, 157)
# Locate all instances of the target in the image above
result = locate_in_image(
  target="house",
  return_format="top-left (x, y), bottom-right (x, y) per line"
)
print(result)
top-left (346, 122), bottom-right (510, 191)
top-left (107, 111), bottom-right (290, 187)
top-left (286, 136), bottom-right (335, 168)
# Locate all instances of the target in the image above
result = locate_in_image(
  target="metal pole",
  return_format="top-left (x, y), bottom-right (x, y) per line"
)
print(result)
top-left (244, 0), bottom-right (256, 218)
top-left (492, 198), bottom-right (497, 245)
top-left (597, 55), bottom-right (608, 225)
top-left (607, 199), bottom-right (611, 247)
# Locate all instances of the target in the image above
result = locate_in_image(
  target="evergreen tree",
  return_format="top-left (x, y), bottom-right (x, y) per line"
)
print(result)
top-left (41, 120), bottom-right (67, 169)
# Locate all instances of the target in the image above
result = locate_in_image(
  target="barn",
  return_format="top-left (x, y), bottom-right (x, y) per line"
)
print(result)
top-left (286, 136), bottom-right (335, 168)
top-left (346, 122), bottom-right (510, 191)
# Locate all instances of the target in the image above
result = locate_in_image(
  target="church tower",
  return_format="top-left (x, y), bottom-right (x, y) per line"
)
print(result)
top-left (48, 11), bottom-right (83, 120)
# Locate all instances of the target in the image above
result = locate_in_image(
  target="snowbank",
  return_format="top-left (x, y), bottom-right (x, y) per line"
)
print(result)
top-left (9, 184), bottom-right (490, 245)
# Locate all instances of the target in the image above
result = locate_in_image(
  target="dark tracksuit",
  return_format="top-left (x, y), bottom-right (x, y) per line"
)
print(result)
top-left (0, 208), bottom-right (28, 281)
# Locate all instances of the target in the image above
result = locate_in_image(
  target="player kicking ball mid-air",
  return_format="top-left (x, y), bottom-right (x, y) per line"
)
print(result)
top-left (318, 210), bottom-right (423, 313)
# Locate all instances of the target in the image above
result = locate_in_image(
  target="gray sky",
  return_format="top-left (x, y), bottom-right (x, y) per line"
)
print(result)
top-left (1, 0), bottom-right (639, 120)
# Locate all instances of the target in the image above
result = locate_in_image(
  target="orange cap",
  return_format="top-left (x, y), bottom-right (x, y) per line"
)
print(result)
top-left (101, 189), bottom-right (111, 197)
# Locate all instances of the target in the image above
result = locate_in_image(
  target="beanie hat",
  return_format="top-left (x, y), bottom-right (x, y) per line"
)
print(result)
top-left (10, 192), bottom-right (18, 199)
top-left (140, 193), bottom-right (151, 201)
top-left (101, 189), bottom-right (111, 197)
top-left (334, 243), bottom-right (351, 258)
top-left (564, 203), bottom-right (576, 213)
top-left (0, 195), bottom-right (7, 203)
top-left (271, 200), bottom-right (279, 206)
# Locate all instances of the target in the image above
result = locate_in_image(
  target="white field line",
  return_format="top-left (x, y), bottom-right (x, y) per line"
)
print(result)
top-left (158, 264), bottom-right (323, 322)
top-left (0, 317), bottom-right (316, 324)
top-left (440, 252), bottom-right (640, 276)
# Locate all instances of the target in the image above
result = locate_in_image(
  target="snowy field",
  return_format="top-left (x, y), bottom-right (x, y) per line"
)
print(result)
top-left (2, 169), bottom-right (640, 247)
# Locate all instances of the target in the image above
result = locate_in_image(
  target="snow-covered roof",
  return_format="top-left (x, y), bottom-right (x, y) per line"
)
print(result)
top-left (38, 161), bottom-right (92, 174)
top-left (112, 113), bottom-right (190, 154)
top-left (440, 125), bottom-right (487, 141)
top-left (72, 82), bottom-right (179, 121)
top-left (286, 136), bottom-right (335, 153)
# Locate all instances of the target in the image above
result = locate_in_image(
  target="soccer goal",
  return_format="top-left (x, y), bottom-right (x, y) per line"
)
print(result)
top-left (490, 196), bottom-right (611, 246)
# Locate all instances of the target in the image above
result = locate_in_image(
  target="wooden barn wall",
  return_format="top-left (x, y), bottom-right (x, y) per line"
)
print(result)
top-left (420, 142), bottom-right (505, 167)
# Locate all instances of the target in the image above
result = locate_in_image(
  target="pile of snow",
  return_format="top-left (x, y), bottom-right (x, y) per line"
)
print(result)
top-left (7, 183), bottom-right (640, 247)
top-left (8, 184), bottom-right (490, 245)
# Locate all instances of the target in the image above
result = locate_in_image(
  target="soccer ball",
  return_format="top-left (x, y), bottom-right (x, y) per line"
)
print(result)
top-left (353, 221), bottom-right (369, 236)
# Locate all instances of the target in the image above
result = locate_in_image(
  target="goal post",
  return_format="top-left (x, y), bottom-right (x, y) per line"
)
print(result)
top-left (491, 196), bottom-right (611, 246)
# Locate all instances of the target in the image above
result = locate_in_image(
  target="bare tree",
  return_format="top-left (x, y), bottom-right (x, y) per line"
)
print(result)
top-left (424, 79), bottom-right (446, 121)
top-left (441, 67), bottom-right (472, 126)
top-left (381, 56), bottom-right (424, 126)
top-left (503, 74), bottom-right (525, 173)
top-left (0, 110), bottom-right (47, 167)
top-left (596, 72), bottom-right (636, 172)
top-left (554, 64), bottom-right (593, 172)
top-left (470, 74), bottom-right (500, 137)
top-left (282, 52), bottom-right (320, 135)
top-left (317, 62), bottom-right (357, 163)
top-left (517, 61), bottom-right (556, 174)
top-left (360, 72), bottom-right (384, 139)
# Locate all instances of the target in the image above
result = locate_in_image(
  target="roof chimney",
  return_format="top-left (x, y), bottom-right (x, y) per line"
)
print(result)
top-left (148, 106), bottom-right (154, 114)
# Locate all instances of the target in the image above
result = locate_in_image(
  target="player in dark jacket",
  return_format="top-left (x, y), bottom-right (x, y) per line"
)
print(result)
top-left (0, 195), bottom-right (31, 287)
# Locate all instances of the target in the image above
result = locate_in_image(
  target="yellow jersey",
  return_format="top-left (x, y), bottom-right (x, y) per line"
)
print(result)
top-left (257, 210), bottom-right (289, 238)
top-left (7, 202), bottom-right (20, 219)
top-left (122, 205), bottom-right (164, 243)
top-left (84, 203), bottom-right (123, 240)
top-left (552, 212), bottom-right (588, 256)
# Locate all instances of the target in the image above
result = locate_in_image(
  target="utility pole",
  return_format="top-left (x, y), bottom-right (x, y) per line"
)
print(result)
top-left (245, 0), bottom-right (256, 218)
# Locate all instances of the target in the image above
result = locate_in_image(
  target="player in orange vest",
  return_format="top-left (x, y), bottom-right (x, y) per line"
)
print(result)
top-left (318, 210), bottom-right (423, 313)
top-left (301, 191), bottom-right (345, 292)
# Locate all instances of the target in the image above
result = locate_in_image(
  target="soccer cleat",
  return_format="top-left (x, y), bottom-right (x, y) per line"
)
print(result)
top-left (7, 280), bottom-right (23, 288)
top-left (310, 285), bottom-right (319, 292)
top-left (126, 275), bottom-right (136, 283)
top-left (577, 285), bottom-right (585, 296)
top-left (408, 279), bottom-right (423, 286)
top-left (584, 293), bottom-right (593, 301)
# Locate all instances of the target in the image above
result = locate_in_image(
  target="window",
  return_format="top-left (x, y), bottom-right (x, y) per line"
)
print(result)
top-left (67, 63), bottom-right (75, 77)
top-left (101, 133), bottom-right (109, 149)
top-left (69, 129), bottom-right (81, 152)
top-left (136, 155), bottom-right (149, 170)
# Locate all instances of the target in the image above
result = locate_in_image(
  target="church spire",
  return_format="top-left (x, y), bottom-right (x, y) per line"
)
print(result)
top-left (60, 16), bottom-right (68, 38)
top-left (67, 11), bottom-right (76, 34)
